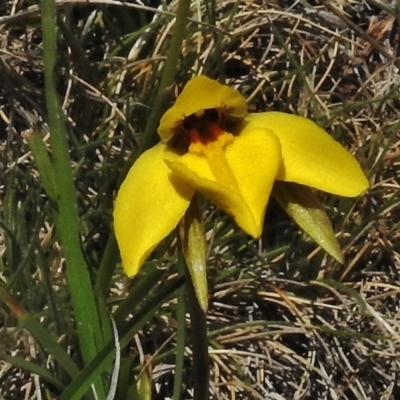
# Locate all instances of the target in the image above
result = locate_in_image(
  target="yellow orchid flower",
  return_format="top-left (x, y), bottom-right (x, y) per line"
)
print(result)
top-left (114, 76), bottom-right (369, 277)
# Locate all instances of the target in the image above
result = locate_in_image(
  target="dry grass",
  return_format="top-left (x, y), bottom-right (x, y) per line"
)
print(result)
top-left (1, 0), bottom-right (400, 399)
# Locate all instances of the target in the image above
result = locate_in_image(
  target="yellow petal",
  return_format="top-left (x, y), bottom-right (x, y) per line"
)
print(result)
top-left (158, 76), bottom-right (247, 142)
top-left (113, 143), bottom-right (194, 277)
top-left (165, 129), bottom-right (281, 237)
top-left (245, 112), bottom-right (369, 196)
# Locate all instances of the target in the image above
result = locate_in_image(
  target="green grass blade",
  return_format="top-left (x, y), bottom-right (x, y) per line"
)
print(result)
top-left (59, 275), bottom-right (183, 400)
top-left (141, 0), bottom-right (191, 150)
top-left (113, 264), bottom-right (167, 324)
top-left (0, 353), bottom-right (64, 391)
top-left (95, 232), bottom-right (119, 300)
top-left (41, 0), bottom-right (108, 395)
top-left (25, 127), bottom-right (57, 203)
top-left (0, 285), bottom-right (79, 379)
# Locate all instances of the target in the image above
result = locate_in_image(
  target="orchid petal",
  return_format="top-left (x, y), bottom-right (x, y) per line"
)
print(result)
top-left (245, 112), bottom-right (369, 196)
top-left (113, 143), bottom-right (194, 276)
top-left (165, 129), bottom-right (281, 237)
top-left (158, 76), bottom-right (247, 142)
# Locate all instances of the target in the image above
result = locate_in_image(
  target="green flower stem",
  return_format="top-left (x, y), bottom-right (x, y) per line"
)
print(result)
top-left (179, 196), bottom-right (209, 399)
top-left (187, 268), bottom-right (209, 400)
top-left (172, 253), bottom-right (186, 400)
top-left (41, 0), bottom-right (107, 394)
top-left (141, 0), bottom-right (191, 150)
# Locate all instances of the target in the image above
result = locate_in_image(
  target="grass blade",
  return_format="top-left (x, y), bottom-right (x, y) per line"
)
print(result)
top-left (41, 0), bottom-right (108, 395)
